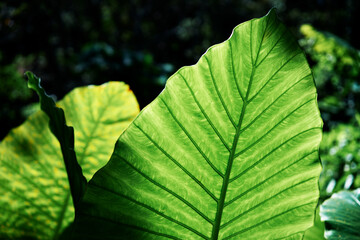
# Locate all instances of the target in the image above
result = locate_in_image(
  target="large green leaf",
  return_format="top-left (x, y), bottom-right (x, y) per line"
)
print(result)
top-left (320, 189), bottom-right (360, 240)
top-left (73, 9), bottom-right (323, 239)
top-left (0, 80), bottom-right (139, 239)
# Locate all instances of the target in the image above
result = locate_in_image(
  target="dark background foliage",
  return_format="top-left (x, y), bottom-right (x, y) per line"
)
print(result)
top-left (1, 0), bottom-right (359, 139)
top-left (1, 0), bottom-right (360, 139)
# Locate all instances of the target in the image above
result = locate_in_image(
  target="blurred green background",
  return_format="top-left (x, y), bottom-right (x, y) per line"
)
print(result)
top-left (1, 0), bottom-right (359, 200)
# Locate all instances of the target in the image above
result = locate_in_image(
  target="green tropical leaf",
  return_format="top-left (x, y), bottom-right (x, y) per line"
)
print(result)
top-left (303, 207), bottom-right (326, 240)
top-left (0, 80), bottom-right (139, 239)
top-left (320, 189), bottom-right (360, 240)
top-left (73, 9), bottom-right (323, 239)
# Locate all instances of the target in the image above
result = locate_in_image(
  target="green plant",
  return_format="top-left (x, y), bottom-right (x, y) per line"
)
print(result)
top-left (299, 24), bottom-right (360, 128)
top-left (1, 10), bottom-right (324, 239)
top-left (0, 79), bottom-right (139, 239)
top-left (319, 116), bottom-right (360, 200)
top-left (0, 52), bottom-right (35, 138)
top-left (299, 24), bottom-right (360, 240)
top-left (320, 188), bottom-right (360, 239)
top-left (303, 207), bottom-right (326, 240)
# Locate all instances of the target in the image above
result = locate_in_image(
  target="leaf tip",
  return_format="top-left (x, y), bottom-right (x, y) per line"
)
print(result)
top-left (265, 8), bottom-right (278, 20)
top-left (25, 71), bottom-right (40, 89)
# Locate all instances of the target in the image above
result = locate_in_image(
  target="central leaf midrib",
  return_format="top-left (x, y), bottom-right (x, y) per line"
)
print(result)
top-left (211, 18), bottom-right (268, 239)
top-left (211, 100), bottom-right (248, 239)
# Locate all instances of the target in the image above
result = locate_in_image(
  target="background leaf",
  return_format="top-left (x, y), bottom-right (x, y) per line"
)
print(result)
top-left (320, 189), bottom-right (360, 240)
top-left (0, 81), bottom-right (139, 239)
top-left (318, 118), bottom-right (360, 200)
top-left (73, 9), bottom-right (322, 239)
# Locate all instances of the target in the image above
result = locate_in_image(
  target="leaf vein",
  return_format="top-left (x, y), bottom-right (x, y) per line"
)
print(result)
top-left (273, 231), bottom-right (304, 240)
top-left (248, 51), bottom-right (301, 103)
top-left (91, 183), bottom-right (210, 240)
top-left (0, 159), bottom-right (61, 207)
top-left (114, 150), bottom-right (214, 225)
top-left (0, 205), bottom-right (51, 229)
top-left (79, 212), bottom-right (183, 240)
top-left (225, 150), bottom-right (317, 207)
top-left (159, 97), bottom-right (224, 178)
top-left (222, 176), bottom-right (317, 229)
top-left (255, 28), bottom-right (287, 68)
top-left (0, 183), bottom-right (57, 221)
top-left (234, 99), bottom-right (316, 158)
top-left (9, 126), bottom-right (63, 188)
top-left (243, 73), bottom-right (311, 133)
top-left (228, 40), bottom-right (245, 102)
top-left (253, 15), bottom-right (269, 66)
top-left (222, 202), bottom-right (315, 239)
top-left (204, 55), bottom-right (236, 128)
top-left (178, 72), bottom-right (231, 152)
top-left (134, 123), bottom-right (218, 202)
top-left (232, 127), bottom-right (321, 182)
top-left (250, 20), bottom-right (254, 65)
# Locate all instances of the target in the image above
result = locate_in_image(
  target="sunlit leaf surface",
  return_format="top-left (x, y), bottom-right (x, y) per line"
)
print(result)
top-left (0, 82), bottom-right (139, 239)
top-left (73, 9), bottom-right (323, 239)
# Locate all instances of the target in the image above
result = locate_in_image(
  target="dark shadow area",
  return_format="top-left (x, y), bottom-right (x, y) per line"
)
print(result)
top-left (1, 0), bottom-right (359, 138)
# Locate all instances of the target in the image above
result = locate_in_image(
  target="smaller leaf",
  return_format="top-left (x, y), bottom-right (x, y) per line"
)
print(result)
top-left (320, 189), bottom-right (360, 240)
top-left (26, 71), bottom-right (87, 207)
top-left (0, 76), bottom-right (139, 239)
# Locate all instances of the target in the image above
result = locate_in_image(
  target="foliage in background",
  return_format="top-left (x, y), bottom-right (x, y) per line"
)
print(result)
top-left (319, 116), bottom-right (360, 200)
top-left (1, 0), bottom-right (360, 139)
top-left (320, 188), bottom-right (360, 240)
top-left (0, 80), bottom-right (139, 239)
top-left (299, 24), bottom-right (360, 239)
top-left (0, 52), bottom-right (36, 136)
top-left (299, 24), bottom-right (360, 129)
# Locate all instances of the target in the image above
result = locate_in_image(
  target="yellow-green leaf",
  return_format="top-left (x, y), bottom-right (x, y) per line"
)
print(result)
top-left (0, 81), bottom-right (139, 239)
